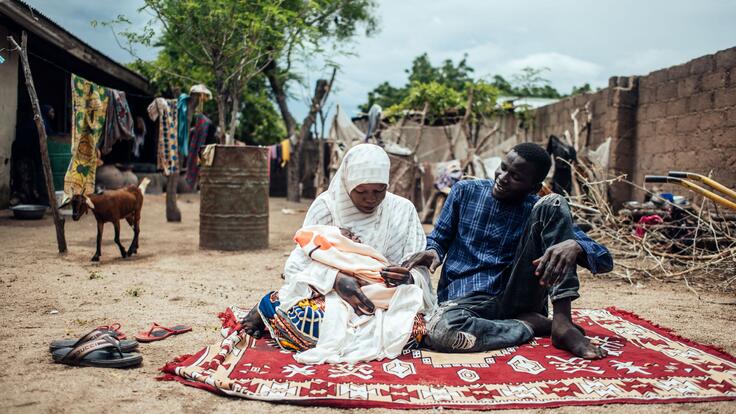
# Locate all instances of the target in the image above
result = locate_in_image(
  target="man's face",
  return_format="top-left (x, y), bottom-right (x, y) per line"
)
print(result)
top-left (349, 183), bottom-right (387, 213)
top-left (492, 150), bottom-right (541, 201)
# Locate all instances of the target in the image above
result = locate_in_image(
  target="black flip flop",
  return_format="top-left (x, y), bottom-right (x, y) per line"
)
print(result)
top-left (49, 329), bottom-right (139, 353)
top-left (51, 335), bottom-right (142, 368)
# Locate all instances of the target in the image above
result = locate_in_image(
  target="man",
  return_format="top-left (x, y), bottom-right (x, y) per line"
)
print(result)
top-left (404, 143), bottom-right (613, 359)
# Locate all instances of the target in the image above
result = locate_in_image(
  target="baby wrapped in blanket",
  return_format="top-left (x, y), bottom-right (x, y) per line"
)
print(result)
top-left (294, 224), bottom-right (403, 310)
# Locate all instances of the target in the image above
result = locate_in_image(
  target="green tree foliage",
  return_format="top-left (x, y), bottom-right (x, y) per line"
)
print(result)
top-left (360, 53), bottom-right (473, 112)
top-left (237, 78), bottom-right (287, 145)
top-left (104, 0), bottom-right (377, 144)
top-left (360, 56), bottom-right (583, 112)
top-left (570, 82), bottom-right (593, 96)
top-left (389, 81), bottom-right (464, 121)
top-left (510, 67), bottom-right (562, 99)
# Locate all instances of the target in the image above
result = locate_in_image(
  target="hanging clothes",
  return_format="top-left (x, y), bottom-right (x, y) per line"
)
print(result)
top-left (185, 114), bottom-right (213, 187)
top-left (280, 138), bottom-right (290, 167)
top-left (177, 93), bottom-right (190, 157)
top-left (99, 89), bottom-right (134, 156)
top-left (147, 98), bottom-right (179, 176)
top-left (64, 75), bottom-right (109, 202)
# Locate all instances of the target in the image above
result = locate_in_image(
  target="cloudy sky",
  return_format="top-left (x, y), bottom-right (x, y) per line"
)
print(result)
top-left (24, 0), bottom-right (736, 119)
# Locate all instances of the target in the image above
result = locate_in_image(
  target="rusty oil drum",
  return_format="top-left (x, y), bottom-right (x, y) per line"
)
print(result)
top-left (199, 145), bottom-right (269, 250)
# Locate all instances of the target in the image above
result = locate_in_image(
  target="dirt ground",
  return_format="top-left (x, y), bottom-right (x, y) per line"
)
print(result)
top-left (0, 194), bottom-right (734, 414)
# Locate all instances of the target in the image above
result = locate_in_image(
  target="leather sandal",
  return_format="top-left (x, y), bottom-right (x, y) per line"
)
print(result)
top-left (51, 334), bottom-right (142, 368)
top-left (49, 328), bottom-right (139, 353)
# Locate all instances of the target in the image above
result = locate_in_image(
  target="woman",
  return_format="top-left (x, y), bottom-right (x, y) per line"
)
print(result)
top-left (242, 144), bottom-right (435, 364)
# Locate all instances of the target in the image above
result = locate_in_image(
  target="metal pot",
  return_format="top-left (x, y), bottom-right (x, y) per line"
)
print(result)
top-left (10, 204), bottom-right (47, 220)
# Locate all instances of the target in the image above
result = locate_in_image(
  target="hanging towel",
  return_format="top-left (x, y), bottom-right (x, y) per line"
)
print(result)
top-left (280, 138), bottom-right (290, 167)
top-left (177, 93), bottom-right (190, 157)
top-left (185, 114), bottom-right (213, 187)
top-left (64, 74), bottom-right (109, 202)
top-left (100, 89), bottom-right (134, 155)
top-left (147, 98), bottom-right (178, 176)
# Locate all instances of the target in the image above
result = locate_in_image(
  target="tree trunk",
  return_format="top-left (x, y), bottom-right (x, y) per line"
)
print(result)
top-left (10, 32), bottom-right (67, 253)
top-left (226, 90), bottom-right (240, 143)
top-left (216, 94), bottom-right (227, 144)
top-left (265, 60), bottom-right (297, 137)
top-left (286, 77), bottom-right (333, 202)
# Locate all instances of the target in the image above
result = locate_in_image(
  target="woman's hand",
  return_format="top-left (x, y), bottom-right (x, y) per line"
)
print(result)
top-left (381, 266), bottom-right (414, 287)
top-left (334, 272), bottom-right (375, 316)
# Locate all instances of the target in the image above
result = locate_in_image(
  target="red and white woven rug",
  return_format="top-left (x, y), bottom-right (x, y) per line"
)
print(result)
top-left (160, 307), bottom-right (736, 409)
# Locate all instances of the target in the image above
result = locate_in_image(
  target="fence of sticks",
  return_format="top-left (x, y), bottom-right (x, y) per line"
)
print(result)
top-left (564, 159), bottom-right (736, 299)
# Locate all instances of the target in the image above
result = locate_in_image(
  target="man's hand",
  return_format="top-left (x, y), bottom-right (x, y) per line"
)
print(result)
top-left (334, 272), bottom-right (375, 315)
top-left (402, 250), bottom-right (442, 272)
top-left (533, 240), bottom-right (583, 287)
top-left (381, 266), bottom-right (414, 287)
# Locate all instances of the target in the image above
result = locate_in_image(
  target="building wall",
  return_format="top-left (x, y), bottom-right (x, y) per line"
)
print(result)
top-left (527, 46), bottom-right (736, 205)
top-left (632, 48), bottom-right (736, 195)
top-left (0, 25), bottom-right (20, 208)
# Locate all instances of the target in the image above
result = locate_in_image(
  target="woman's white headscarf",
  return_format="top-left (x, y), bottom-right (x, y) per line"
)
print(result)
top-left (323, 144), bottom-right (392, 251)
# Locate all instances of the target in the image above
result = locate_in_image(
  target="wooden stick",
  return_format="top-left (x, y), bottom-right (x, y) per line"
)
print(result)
top-left (411, 101), bottom-right (429, 155)
top-left (9, 32), bottom-right (67, 253)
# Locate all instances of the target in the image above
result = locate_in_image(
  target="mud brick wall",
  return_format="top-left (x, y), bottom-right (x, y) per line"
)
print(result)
top-left (633, 48), bottom-right (736, 196)
top-left (528, 46), bottom-right (736, 205)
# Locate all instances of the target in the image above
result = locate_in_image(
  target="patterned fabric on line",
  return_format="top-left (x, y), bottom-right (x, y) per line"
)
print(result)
top-left (147, 98), bottom-right (178, 176)
top-left (64, 74), bottom-right (109, 202)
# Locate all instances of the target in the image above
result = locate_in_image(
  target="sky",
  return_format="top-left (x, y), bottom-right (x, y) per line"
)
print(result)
top-left (23, 0), bottom-right (736, 121)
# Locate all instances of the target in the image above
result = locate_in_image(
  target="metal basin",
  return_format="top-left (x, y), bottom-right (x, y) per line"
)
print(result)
top-left (10, 204), bottom-right (48, 220)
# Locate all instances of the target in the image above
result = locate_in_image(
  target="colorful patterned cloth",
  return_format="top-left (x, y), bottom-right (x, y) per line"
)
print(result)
top-left (162, 307), bottom-right (736, 409)
top-left (64, 74), bottom-right (109, 201)
top-left (257, 292), bottom-right (426, 353)
top-left (147, 98), bottom-right (178, 176)
top-left (184, 114), bottom-right (212, 187)
top-left (100, 89), bottom-right (134, 155)
top-left (176, 93), bottom-right (190, 157)
top-left (258, 292), bottom-right (324, 352)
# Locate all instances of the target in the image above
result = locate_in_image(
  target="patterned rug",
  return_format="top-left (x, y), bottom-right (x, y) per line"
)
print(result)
top-left (160, 308), bottom-right (736, 409)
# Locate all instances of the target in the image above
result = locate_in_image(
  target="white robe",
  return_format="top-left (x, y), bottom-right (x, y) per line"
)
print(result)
top-left (278, 191), bottom-right (435, 364)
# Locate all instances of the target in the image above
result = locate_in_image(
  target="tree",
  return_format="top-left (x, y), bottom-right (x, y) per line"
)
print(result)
top-left (102, 0), bottom-right (295, 143)
top-left (360, 53), bottom-right (474, 112)
top-left (571, 83), bottom-right (592, 96)
top-left (511, 67), bottom-right (562, 99)
top-left (260, 0), bottom-right (378, 202)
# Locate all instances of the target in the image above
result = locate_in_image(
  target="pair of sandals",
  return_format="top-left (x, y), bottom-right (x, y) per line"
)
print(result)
top-left (50, 323), bottom-right (192, 368)
top-left (50, 325), bottom-right (142, 368)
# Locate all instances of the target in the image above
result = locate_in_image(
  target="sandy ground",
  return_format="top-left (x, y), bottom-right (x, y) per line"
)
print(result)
top-left (0, 194), bottom-right (734, 414)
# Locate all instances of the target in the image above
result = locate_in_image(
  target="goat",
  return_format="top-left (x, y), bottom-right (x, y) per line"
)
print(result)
top-left (69, 178), bottom-right (150, 262)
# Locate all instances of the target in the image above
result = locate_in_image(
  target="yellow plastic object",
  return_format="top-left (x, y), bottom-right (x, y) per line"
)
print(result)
top-left (645, 175), bottom-right (736, 211)
top-left (668, 171), bottom-right (736, 200)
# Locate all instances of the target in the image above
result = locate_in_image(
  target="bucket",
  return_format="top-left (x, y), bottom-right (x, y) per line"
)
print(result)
top-left (199, 145), bottom-right (270, 250)
top-left (47, 139), bottom-right (72, 191)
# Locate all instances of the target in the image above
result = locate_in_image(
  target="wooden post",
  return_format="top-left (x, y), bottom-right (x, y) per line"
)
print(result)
top-left (9, 32), bottom-right (67, 253)
top-left (166, 173), bottom-right (181, 222)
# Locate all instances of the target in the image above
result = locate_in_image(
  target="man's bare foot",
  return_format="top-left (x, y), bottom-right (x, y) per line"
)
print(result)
top-left (517, 312), bottom-right (586, 337)
top-left (551, 317), bottom-right (606, 359)
top-left (241, 306), bottom-right (265, 339)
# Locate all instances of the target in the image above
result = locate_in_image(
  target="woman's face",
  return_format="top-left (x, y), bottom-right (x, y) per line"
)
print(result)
top-left (349, 183), bottom-right (387, 213)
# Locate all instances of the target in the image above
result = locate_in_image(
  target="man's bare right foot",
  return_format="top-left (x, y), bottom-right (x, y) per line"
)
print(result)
top-left (551, 317), bottom-right (606, 359)
top-left (517, 312), bottom-right (586, 337)
top-left (241, 306), bottom-right (265, 339)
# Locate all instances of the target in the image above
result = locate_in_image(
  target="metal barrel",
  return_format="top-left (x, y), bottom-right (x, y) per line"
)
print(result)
top-left (199, 145), bottom-right (269, 250)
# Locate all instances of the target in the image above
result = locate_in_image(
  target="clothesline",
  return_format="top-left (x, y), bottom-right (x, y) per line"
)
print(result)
top-left (24, 50), bottom-right (155, 100)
